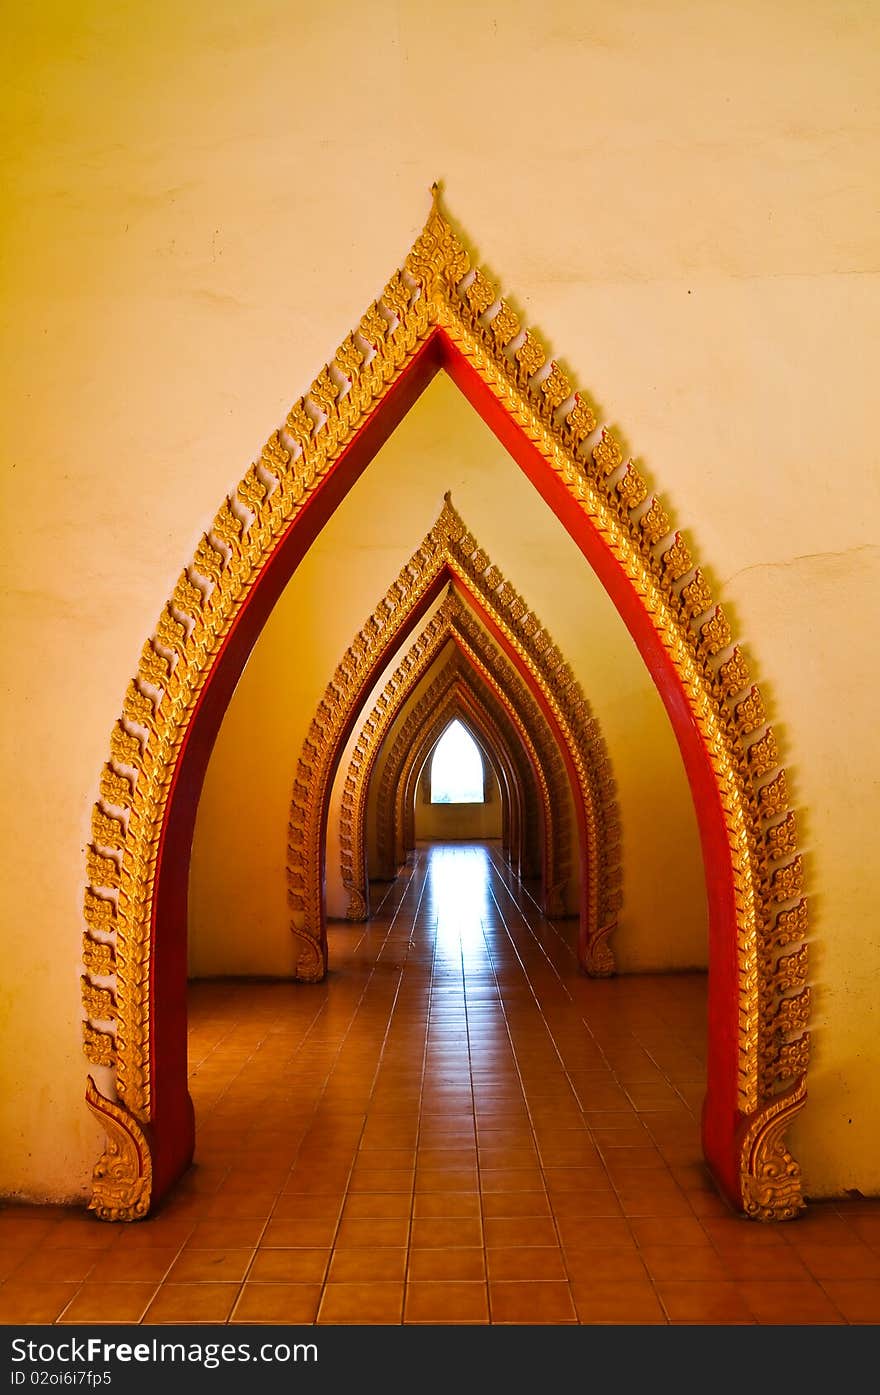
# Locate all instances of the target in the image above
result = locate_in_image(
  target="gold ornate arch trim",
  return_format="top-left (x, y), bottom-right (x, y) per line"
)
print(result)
top-left (80, 189), bottom-right (808, 1220)
top-left (289, 497), bottom-right (620, 977)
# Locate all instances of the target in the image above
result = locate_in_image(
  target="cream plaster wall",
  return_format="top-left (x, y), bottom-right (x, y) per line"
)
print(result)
top-left (1, 0), bottom-right (877, 1201)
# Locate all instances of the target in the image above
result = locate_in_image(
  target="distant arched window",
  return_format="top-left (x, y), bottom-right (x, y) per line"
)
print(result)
top-left (430, 720), bottom-right (485, 804)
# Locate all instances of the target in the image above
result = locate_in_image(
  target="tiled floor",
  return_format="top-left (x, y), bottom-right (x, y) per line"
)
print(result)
top-left (2, 841), bottom-right (879, 1326)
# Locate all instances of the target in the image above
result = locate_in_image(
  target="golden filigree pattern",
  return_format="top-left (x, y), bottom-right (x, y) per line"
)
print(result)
top-left (82, 190), bottom-right (808, 1219)
top-left (85, 1077), bottom-right (152, 1222)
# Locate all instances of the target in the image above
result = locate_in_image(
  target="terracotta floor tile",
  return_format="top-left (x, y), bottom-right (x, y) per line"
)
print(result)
top-left (405, 1281), bottom-right (489, 1323)
top-left (417, 1148), bottom-right (478, 1169)
top-left (482, 1191), bottom-right (552, 1218)
top-left (487, 1247), bottom-right (568, 1281)
top-left (341, 1192), bottom-right (412, 1220)
top-left (232, 1282), bottom-right (322, 1324)
top-left (563, 1248), bottom-right (648, 1281)
top-left (347, 1169), bottom-right (415, 1194)
top-left (410, 1217), bottom-right (483, 1248)
top-left (489, 1280), bottom-right (577, 1323)
top-left (415, 1168), bottom-right (478, 1192)
top-left (334, 1217), bottom-right (410, 1248)
top-left (0, 1282), bottom-right (80, 1323)
top-left (144, 1284), bottom-right (239, 1323)
top-left (639, 1245), bottom-right (733, 1281)
top-left (794, 1244), bottom-right (880, 1279)
top-left (713, 1246), bottom-right (810, 1280)
top-left (0, 1219), bottom-right (67, 1248)
top-left (479, 1168), bottom-right (546, 1193)
top-left (327, 1248), bottom-right (408, 1282)
top-left (262, 1217), bottom-right (338, 1247)
top-left (166, 1248), bottom-right (253, 1283)
top-left (187, 1218), bottom-right (267, 1249)
top-left (407, 1248), bottom-right (486, 1281)
top-left (630, 1216), bottom-right (708, 1247)
top-left (553, 1217), bottom-right (636, 1249)
top-left (11, 1249), bottom-right (99, 1283)
top-left (249, 1248), bottom-right (330, 1282)
top-left (96, 1246), bottom-right (181, 1283)
top-left (34, 1218), bottom-right (117, 1250)
top-left (57, 1283), bottom-right (158, 1324)
top-left (655, 1280), bottom-right (755, 1323)
top-left (738, 1280), bottom-right (846, 1324)
top-left (317, 1282), bottom-right (404, 1324)
top-left (571, 1279), bottom-right (667, 1324)
top-left (412, 1193), bottom-right (481, 1219)
top-left (820, 1279), bottom-right (880, 1323)
top-left (483, 1216), bottom-right (559, 1248)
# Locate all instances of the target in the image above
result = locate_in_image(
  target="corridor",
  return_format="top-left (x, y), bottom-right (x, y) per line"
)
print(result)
top-left (1, 842), bottom-right (878, 1325)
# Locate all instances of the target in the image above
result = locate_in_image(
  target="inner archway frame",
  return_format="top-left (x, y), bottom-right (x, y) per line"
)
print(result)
top-left (81, 191), bottom-right (809, 1222)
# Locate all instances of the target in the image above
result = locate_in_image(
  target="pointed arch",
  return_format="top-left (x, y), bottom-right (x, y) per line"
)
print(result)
top-left (373, 658), bottom-right (544, 883)
top-left (332, 554), bottom-right (611, 926)
top-left (343, 647), bottom-right (559, 917)
top-left (80, 192), bottom-right (809, 1220)
top-left (291, 503), bottom-right (618, 968)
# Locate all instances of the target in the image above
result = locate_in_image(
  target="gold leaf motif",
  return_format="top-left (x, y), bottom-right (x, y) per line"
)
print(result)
top-left (616, 464), bottom-right (648, 510)
top-left (82, 935), bottom-right (116, 976)
top-left (766, 812), bottom-right (798, 862)
top-left (335, 334), bottom-right (364, 382)
top-left (681, 570), bottom-right (713, 618)
top-left (773, 989), bottom-right (811, 1036)
top-left (700, 606), bottom-right (732, 656)
top-left (661, 532), bottom-right (693, 582)
top-left (739, 1079), bottom-right (807, 1221)
top-left (735, 686), bottom-right (767, 736)
top-left (85, 1078), bottom-right (151, 1222)
top-left (84, 888), bottom-right (116, 931)
top-left (192, 537), bottom-right (224, 584)
top-left (123, 680), bottom-right (155, 730)
top-left (172, 573), bottom-right (204, 618)
top-left (719, 647), bottom-right (751, 698)
top-left (771, 857), bottom-right (804, 902)
top-left (154, 606), bottom-right (186, 654)
top-left (109, 723), bottom-right (141, 769)
top-left (382, 271), bottom-right (411, 320)
top-left (758, 768), bottom-right (789, 818)
top-left (99, 766), bottom-right (132, 810)
top-left (640, 498), bottom-right (671, 545)
top-left (591, 428), bottom-right (623, 476)
top-left (564, 393), bottom-right (596, 444)
top-left (86, 847), bottom-right (120, 890)
top-left (489, 301), bottom-right (520, 347)
top-left (82, 977), bottom-right (115, 1020)
top-left (540, 362), bottom-right (572, 410)
top-left (771, 898), bottom-right (808, 948)
top-left (775, 944), bottom-right (809, 992)
top-left (776, 1035), bottom-right (810, 1080)
top-left (138, 641), bottom-right (170, 688)
top-left (237, 464), bottom-right (267, 509)
top-left (465, 269), bottom-right (496, 315)
top-left (212, 500), bottom-right (242, 547)
top-left (358, 302), bottom-right (388, 347)
top-left (83, 1024), bottom-right (115, 1067)
top-left (285, 399), bottom-right (314, 448)
top-left (515, 331), bottom-right (546, 381)
top-left (92, 807), bottom-right (125, 850)
top-left (748, 729), bottom-right (780, 778)
top-left (308, 367), bottom-right (339, 416)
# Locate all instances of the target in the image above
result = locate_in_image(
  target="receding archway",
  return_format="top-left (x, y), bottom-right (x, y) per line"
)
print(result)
top-left (80, 192), bottom-right (809, 1221)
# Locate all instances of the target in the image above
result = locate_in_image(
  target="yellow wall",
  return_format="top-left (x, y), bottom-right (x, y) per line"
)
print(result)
top-left (1, 0), bottom-right (878, 1201)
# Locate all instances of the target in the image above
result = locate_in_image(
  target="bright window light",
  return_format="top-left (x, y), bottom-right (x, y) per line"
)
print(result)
top-left (430, 719), bottom-right (485, 804)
